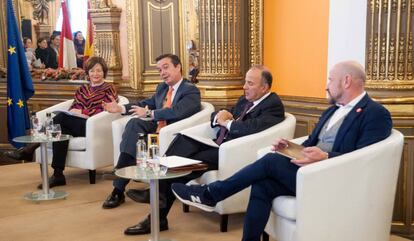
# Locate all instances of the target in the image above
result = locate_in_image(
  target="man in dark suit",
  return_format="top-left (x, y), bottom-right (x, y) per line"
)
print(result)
top-left (172, 60), bottom-right (393, 241)
top-left (101, 54), bottom-right (201, 209)
top-left (122, 65), bottom-right (285, 235)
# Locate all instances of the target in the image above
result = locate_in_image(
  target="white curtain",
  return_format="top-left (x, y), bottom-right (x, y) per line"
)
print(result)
top-left (55, 0), bottom-right (87, 37)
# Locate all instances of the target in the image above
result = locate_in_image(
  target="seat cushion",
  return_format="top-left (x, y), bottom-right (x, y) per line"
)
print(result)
top-left (67, 137), bottom-right (86, 151)
top-left (273, 196), bottom-right (297, 221)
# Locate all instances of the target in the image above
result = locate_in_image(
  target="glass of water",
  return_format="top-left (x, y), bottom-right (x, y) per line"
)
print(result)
top-left (136, 149), bottom-right (148, 169)
top-left (49, 124), bottom-right (62, 140)
top-left (149, 145), bottom-right (160, 173)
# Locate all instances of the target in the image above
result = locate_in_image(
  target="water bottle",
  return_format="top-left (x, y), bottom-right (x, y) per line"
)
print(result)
top-left (30, 112), bottom-right (40, 137)
top-left (136, 133), bottom-right (147, 169)
top-left (44, 112), bottom-right (54, 138)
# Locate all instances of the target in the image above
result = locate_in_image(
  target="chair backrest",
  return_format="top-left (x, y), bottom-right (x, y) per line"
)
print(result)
top-left (295, 129), bottom-right (404, 241)
top-left (199, 113), bottom-right (296, 215)
top-left (158, 101), bottom-right (214, 155)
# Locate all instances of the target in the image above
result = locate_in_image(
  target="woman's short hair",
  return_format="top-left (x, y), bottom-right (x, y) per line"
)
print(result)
top-left (85, 56), bottom-right (108, 78)
top-left (23, 37), bottom-right (31, 46)
top-left (37, 37), bottom-right (47, 46)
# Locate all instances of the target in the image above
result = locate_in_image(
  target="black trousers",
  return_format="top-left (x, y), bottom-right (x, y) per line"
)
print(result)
top-left (159, 134), bottom-right (219, 219)
top-left (51, 113), bottom-right (86, 172)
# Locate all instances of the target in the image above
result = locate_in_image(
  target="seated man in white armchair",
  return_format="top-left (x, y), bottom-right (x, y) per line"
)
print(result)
top-left (172, 60), bottom-right (393, 241)
top-left (122, 65), bottom-right (285, 235)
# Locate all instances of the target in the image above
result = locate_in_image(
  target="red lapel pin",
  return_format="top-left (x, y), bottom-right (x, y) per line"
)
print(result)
top-left (356, 108), bottom-right (362, 113)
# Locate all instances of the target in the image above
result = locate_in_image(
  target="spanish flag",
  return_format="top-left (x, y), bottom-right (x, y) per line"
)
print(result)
top-left (83, 0), bottom-right (94, 66)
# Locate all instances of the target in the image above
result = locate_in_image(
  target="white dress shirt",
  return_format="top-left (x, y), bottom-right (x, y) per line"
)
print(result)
top-left (326, 91), bottom-right (366, 130)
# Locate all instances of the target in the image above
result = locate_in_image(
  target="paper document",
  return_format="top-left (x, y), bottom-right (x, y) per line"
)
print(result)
top-left (53, 110), bottom-right (87, 119)
top-left (180, 133), bottom-right (219, 148)
top-left (160, 155), bottom-right (202, 168)
top-left (275, 141), bottom-right (305, 160)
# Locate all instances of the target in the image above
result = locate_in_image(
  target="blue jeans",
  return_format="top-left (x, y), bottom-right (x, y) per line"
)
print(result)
top-left (209, 153), bottom-right (299, 241)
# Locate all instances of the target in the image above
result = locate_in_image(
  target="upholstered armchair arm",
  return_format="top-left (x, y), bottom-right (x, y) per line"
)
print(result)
top-left (218, 113), bottom-right (296, 180)
top-left (179, 121), bottom-right (218, 140)
top-left (159, 102), bottom-right (215, 155)
top-left (84, 111), bottom-right (124, 163)
top-left (293, 130), bottom-right (403, 241)
top-left (111, 115), bottom-right (134, 166)
top-left (36, 99), bottom-right (73, 123)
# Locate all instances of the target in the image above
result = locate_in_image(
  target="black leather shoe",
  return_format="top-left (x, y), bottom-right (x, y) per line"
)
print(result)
top-left (126, 189), bottom-right (167, 208)
top-left (37, 175), bottom-right (66, 189)
top-left (126, 189), bottom-right (150, 203)
top-left (102, 192), bottom-right (125, 209)
top-left (3, 147), bottom-right (33, 161)
top-left (124, 216), bottom-right (168, 235)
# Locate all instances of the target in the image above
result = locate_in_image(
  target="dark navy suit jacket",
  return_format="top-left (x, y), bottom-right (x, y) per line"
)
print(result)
top-left (124, 79), bottom-right (201, 124)
top-left (211, 92), bottom-right (285, 141)
top-left (301, 94), bottom-right (392, 158)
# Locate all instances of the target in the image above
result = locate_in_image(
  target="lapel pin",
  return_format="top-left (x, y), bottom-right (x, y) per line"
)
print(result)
top-left (356, 108), bottom-right (362, 113)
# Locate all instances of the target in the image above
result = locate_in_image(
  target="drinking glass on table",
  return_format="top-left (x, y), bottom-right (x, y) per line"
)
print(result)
top-left (49, 124), bottom-right (62, 140)
top-left (149, 145), bottom-right (160, 173)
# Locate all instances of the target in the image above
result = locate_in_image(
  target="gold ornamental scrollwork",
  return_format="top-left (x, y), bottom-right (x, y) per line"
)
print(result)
top-left (249, 0), bottom-right (263, 65)
top-left (90, 0), bottom-right (114, 9)
top-left (89, 3), bottom-right (122, 82)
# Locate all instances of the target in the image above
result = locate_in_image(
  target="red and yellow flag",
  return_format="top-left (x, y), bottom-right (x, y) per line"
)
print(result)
top-left (83, 0), bottom-right (94, 66)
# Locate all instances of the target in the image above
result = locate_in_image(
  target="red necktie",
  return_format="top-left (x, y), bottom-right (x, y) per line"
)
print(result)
top-left (156, 86), bottom-right (173, 133)
top-left (215, 101), bottom-right (253, 145)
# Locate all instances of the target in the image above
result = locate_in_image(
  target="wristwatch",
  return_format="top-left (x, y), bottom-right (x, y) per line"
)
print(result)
top-left (145, 109), bottom-right (152, 118)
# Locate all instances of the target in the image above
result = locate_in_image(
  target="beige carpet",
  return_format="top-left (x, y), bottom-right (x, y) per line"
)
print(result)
top-left (0, 163), bottom-right (410, 241)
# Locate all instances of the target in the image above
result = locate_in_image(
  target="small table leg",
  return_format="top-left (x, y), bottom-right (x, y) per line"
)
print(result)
top-left (150, 179), bottom-right (160, 241)
top-left (40, 143), bottom-right (50, 195)
top-left (23, 142), bottom-right (68, 201)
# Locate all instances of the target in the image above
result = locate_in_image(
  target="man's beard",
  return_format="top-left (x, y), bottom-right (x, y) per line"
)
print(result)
top-left (326, 89), bottom-right (336, 105)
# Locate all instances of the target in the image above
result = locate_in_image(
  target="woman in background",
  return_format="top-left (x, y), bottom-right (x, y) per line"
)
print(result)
top-left (35, 37), bottom-right (50, 68)
top-left (3, 57), bottom-right (118, 188)
top-left (73, 31), bottom-right (86, 68)
top-left (24, 37), bottom-right (44, 70)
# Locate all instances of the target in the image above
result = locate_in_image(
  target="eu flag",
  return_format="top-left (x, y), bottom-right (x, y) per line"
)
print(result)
top-left (7, 0), bottom-right (35, 147)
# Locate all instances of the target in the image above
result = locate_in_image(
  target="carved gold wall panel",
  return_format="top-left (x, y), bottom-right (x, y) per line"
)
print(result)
top-left (89, 5), bottom-right (123, 82)
top-left (195, 0), bottom-right (250, 106)
top-left (366, 1), bottom-right (414, 237)
top-left (126, 0), bottom-right (183, 96)
top-left (125, 0), bottom-right (262, 105)
top-left (366, 0), bottom-right (414, 89)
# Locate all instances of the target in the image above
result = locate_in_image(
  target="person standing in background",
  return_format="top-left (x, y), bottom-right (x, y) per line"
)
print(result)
top-left (73, 31), bottom-right (85, 68)
top-left (47, 33), bottom-right (60, 69)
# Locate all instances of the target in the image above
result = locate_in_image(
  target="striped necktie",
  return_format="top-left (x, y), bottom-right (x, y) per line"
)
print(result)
top-left (215, 101), bottom-right (253, 145)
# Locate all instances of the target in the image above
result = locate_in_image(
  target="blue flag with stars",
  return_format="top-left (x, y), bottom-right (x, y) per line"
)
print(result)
top-left (7, 0), bottom-right (35, 147)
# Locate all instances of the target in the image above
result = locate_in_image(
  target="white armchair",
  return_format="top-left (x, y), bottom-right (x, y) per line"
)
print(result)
top-left (184, 113), bottom-right (296, 232)
top-left (258, 129), bottom-right (404, 241)
top-left (112, 101), bottom-right (215, 165)
top-left (35, 95), bottom-right (129, 184)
